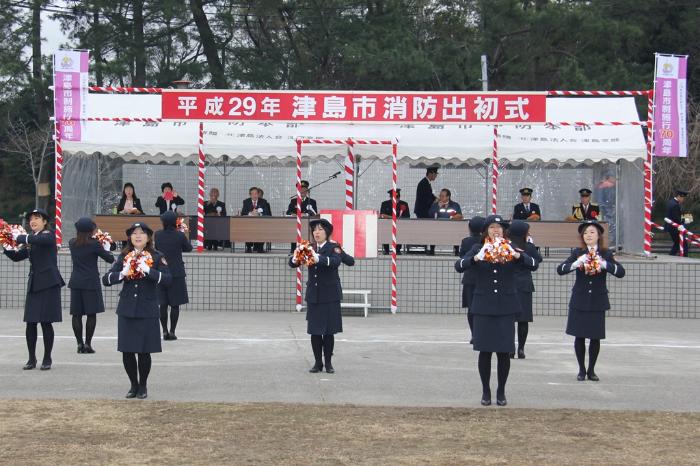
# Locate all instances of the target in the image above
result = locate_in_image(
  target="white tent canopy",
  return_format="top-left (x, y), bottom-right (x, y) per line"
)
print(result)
top-left (62, 95), bottom-right (646, 165)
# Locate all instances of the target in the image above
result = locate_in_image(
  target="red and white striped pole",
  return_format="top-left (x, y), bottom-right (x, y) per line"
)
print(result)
top-left (295, 139), bottom-right (304, 312)
top-left (196, 122), bottom-right (206, 252)
top-left (390, 140), bottom-right (398, 314)
top-left (643, 90), bottom-right (654, 256)
top-left (54, 120), bottom-right (63, 247)
top-left (491, 125), bottom-right (499, 215)
top-left (345, 139), bottom-right (355, 209)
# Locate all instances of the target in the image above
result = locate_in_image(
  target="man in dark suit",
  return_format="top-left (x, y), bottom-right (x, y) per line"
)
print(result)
top-left (665, 189), bottom-right (689, 256)
top-left (414, 166), bottom-right (439, 254)
top-left (241, 187), bottom-right (271, 253)
top-left (512, 188), bottom-right (542, 220)
top-left (286, 180), bottom-right (318, 252)
top-left (567, 188), bottom-right (600, 221)
top-left (203, 187), bottom-right (227, 251)
top-left (380, 188), bottom-right (410, 254)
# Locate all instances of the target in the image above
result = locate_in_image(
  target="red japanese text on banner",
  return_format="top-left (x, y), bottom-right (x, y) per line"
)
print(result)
top-left (53, 50), bottom-right (89, 141)
top-left (653, 54), bottom-right (688, 157)
top-left (162, 91), bottom-right (546, 124)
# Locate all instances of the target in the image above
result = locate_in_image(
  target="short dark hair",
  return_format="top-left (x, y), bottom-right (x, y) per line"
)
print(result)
top-left (161, 182), bottom-right (173, 192)
top-left (249, 187), bottom-right (258, 195)
top-left (440, 188), bottom-right (451, 198)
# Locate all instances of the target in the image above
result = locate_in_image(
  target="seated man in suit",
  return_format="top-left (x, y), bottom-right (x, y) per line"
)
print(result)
top-left (380, 188), bottom-right (410, 255)
top-left (286, 180), bottom-right (318, 252)
top-left (203, 187), bottom-right (227, 251)
top-left (241, 187), bottom-right (271, 253)
top-left (512, 187), bottom-right (541, 220)
top-left (566, 188), bottom-right (600, 221)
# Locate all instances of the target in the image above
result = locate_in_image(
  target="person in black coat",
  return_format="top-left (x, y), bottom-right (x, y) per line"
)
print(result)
top-left (512, 188), bottom-right (541, 221)
top-left (459, 214), bottom-right (537, 406)
top-left (414, 166), bottom-right (439, 254)
top-left (241, 187), bottom-right (272, 253)
top-left (203, 187), bottom-right (227, 251)
top-left (102, 222), bottom-right (172, 399)
top-left (69, 217), bottom-right (115, 354)
top-left (154, 211), bottom-right (193, 340)
top-left (289, 218), bottom-right (343, 374)
top-left (117, 183), bottom-right (144, 215)
top-left (380, 188), bottom-right (410, 254)
top-left (286, 180), bottom-right (319, 252)
top-left (455, 216), bottom-right (485, 343)
top-left (3, 209), bottom-right (64, 371)
top-left (665, 189), bottom-right (689, 256)
top-left (557, 220), bottom-right (625, 382)
top-left (508, 220), bottom-right (542, 359)
top-left (155, 182), bottom-right (185, 214)
top-left (566, 188), bottom-right (600, 221)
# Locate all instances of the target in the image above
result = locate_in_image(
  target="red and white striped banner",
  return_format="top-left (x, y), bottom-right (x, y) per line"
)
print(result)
top-left (345, 140), bottom-right (355, 209)
top-left (547, 90), bottom-right (649, 96)
top-left (196, 122), bottom-right (206, 252)
top-left (643, 91), bottom-right (655, 255)
top-left (320, 210), bottom-right (377, 258)
top-left (88, 86), bottom-right (163, 94)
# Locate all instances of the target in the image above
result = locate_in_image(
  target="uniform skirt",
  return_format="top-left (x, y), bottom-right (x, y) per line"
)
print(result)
top-left (515, 291), bottom-right (533, 322)
top-left (566, 308), bottom-right (606, 339)
top-left (473, 314), bottom-right (516, 353)
top-left (24, 286), bottom-right (62, 323)
top-left (158, 276), bottom-right (189, 307)
top-left (70, 288), bottom-right (105, 316)
top-left (117, 315), bottom-right (162, 353)
top-left (462, 284), bottom-right (475, 311)
top-left (306, 301), bottom-right (343, 335)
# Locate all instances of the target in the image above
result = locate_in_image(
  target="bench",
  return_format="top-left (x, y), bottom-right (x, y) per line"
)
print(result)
top-left (341, 289), bottom-right (372, 317)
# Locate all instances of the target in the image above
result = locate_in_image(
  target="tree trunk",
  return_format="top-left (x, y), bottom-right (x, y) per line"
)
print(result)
top-left (189, 0), bottom-right (228, 88)
top-left (93, 5), bottom-right (104, 86)
top-left (133, 0), bottom-right (146, 86)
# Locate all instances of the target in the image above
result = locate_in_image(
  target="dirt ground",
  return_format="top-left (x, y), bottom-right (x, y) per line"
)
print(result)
top-left (1, 400), bottom-right (698, 465)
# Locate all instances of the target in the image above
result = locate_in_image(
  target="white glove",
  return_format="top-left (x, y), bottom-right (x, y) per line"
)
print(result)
top-left (312, 251), bottom-right (320, 263)
top-left (475, 243), bottom-right (489, 261)
top-left (598, 259), bottom-right (607, 269)
top-left (103, 242), bottom-right (111, 252)
top-left (137, 258), bottom-right (151, 275)
top-left (118, 269), bottom-right (128, 281)
top-left (683, 217), bottom-right (691, 225)
top-left (572, 254), bottom-right (587, 269)
top-left (11, 230), bottom-right (20, 241)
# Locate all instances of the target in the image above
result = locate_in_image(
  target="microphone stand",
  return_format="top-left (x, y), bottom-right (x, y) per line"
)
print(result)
top-left (288, 172), bottom-right (341, 199)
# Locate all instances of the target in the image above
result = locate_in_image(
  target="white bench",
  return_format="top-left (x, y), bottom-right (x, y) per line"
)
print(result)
top-left (341, 289), bottom-right (372, 317)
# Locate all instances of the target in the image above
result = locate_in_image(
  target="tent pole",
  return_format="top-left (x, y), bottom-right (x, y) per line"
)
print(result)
top-left (295, 139), bottom-right (304, 312)
top-left (54, 120), bottom-right (63, 247)
top-left (196, 122), bottom-right (206, 252)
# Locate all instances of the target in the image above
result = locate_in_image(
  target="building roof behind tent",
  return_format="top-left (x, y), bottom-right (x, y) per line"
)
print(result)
top-left (61, 94), bottom-right (645, 166)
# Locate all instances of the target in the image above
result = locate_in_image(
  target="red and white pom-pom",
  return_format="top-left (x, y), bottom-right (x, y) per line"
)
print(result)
top-left (293, 240), bottom-right (316, 266)
top-left (92, 229), bottom-right (113, 248)
top-left (0, 219), bottom-right (27, 251)
top-left (583, 249), bottom-right (603, 275)
top-left (483, 237), bottom-right (514, 264)
top-left (176, 217), bottom-right (189, 235)
top-left (122, 250), bottom-right (154, 280)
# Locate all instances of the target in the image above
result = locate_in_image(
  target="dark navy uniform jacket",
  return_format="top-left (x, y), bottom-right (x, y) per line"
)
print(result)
top-left (380, 199), bottom-right (410, 218)
top-left (556, 248), bottom-right (625, 312)
top-left (5, 230), bottom-right (65, 292)
top-left (513, 242), bottom-right (542, 292)
top-left (289, 241), bottom-right (342, 304)
top-left (572, 203), bottom-right (600, 221)
top-left (241, 198), bottom-right (272, 216)
top-left (102, 251), bottom-right (172, 319)
top-left (286, 197), bottom-right (318, 216)
top-left (68, 239), bottom-right (115, 290)
top-left (456, 236), bottom-right (481, 285)
top-left (664, 198), bottom-right (682, 234)
top-left (154, 229), bottom-right (193, 278)
top-left (204, 200), bottom-right (227, 216)
top-left (512, 202), bottom-right (541, 220)
top-left (414, 177), bottom-right (435, 218)
top-left (457, 242), bottom-right (537, 316)
top-left (155, 195), bottom-right (185, 214)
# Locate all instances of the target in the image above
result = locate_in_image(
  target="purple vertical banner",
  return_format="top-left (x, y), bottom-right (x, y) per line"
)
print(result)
top-left (53, 50), bottom-right (89, 142)
top-left (653, 54), bottom-right (688, 157)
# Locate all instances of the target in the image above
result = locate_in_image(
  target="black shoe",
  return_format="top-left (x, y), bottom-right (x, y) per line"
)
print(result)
top-left (126, 386), bottom-right (138, 398)
top-left (83, 344), bottom-right (95, 354)
top-left (481, 393), bottom-right (492, 406)
top-left (517, 348), bottom-right (525, 359)
top-left (309, 363), bottom-right (323, 373)
top-left (169, 333), bottom-right (177, 341)
top-left (325, 360), bottom-right (335, 374)
top-left (23, 360), bottom-right (37, 370)
top-left (40, 359), bottom-right (52, 371)
top-left (163, 332), bottom-right (170, 341)
top-left (136, 386), bottom-right (148, 399)
top-left (496, 395), bottom-right (508, 407)
top-left (77, 343), bottom-right (84, 354)
top-left (577, 371), bottom-right (586, 381)
top-left (587, 371), bottom-right (599, 382)
top-left (509, 352), bottom-right (515, 359)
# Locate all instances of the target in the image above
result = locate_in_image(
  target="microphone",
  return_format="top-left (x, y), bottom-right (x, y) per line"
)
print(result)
top-left (330, 171), bottom-right (341, 178)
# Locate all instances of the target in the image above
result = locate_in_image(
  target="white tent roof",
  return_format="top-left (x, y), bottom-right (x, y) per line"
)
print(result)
top-left (62, 95), bottom-right (646, 165)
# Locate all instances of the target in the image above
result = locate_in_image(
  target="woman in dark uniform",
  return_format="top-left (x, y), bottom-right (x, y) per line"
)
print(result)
top-left (460, 214), bottom-right (537, 406)
top-left (455, 216), bottom-right (485, 343)
top-left (508, 220), bottom-right (542, 359)
top-left (3, 209), bottom-right (64, 370)
top-left (557, 220), bottom-right (625, 381)
top-left (68, 217), bottom-right (115, 353)
top-left (289, 219), bottom-right (342, 374)
top-left (154, 211), bottom-right (193, 340)
top-left (102, 222), bottom-right (171, 399)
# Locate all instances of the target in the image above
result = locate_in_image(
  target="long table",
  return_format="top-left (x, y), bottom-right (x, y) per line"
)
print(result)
top-left (94, 215), bottom-right (605, 248)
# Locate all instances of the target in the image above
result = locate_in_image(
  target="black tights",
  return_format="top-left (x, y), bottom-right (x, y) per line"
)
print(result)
top-left (26, 322), bottom-right (54, 363)
top-left (574, 337), bottom-right (601, 374)
top-left (72, 315), bottom-right (97, 346)
top-left (478, 352), bottom-right (510, 397)
top-left (310, 335), bottom-right (335, 364)
top-left (122, 352), bottom-right (152, 388)
top-left (517, 322), bottom-right (529, 350)
top-left (159, 304), bottom-right (180, 334)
